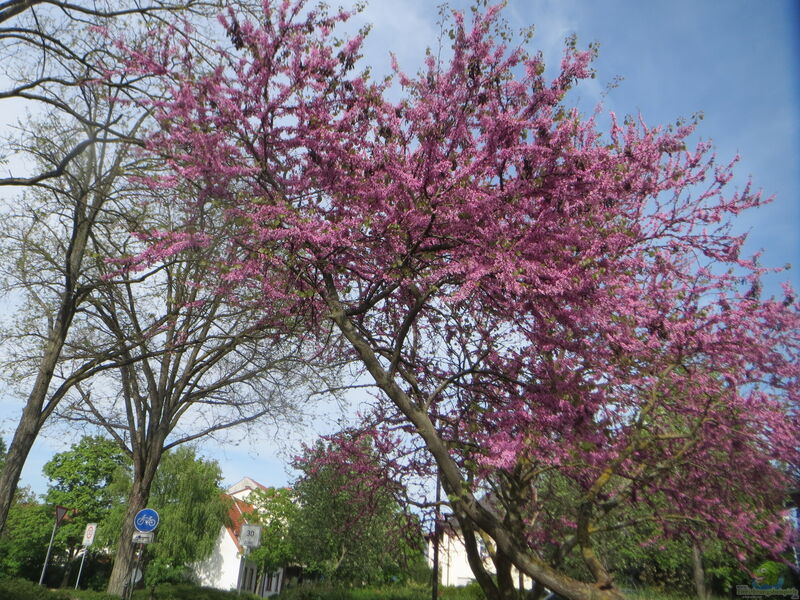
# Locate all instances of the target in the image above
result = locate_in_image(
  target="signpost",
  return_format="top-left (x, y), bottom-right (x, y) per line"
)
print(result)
top-left (39, 506), bottom-right (69, 586)
top-left (74, 523), bottom-right (97, 590)
top-left (125, 509), bottom-right (160, 600)
top-left (237, 523), bottom-right (262, 595)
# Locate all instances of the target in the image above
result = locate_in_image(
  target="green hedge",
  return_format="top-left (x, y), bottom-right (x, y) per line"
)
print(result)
top-left (69, 590), bottom-right (118, 600)
top-left (0, 579), bottom-right (261, 600)
top-left (276, 583), bottom-right (485, 600)
top-left (0, 578), bottom-right (72, 600)
top-left (130, 584), bottom-right (260, 600)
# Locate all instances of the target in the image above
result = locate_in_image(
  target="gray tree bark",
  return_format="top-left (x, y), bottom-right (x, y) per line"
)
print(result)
top-left (692, 542), bottom-right (709, 600)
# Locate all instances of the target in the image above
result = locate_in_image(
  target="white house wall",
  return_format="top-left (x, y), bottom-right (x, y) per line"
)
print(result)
top-left (192, 479), bottom-right (287, 597)
top-left (194, 525), bottom-right (242, 590)
top-left (429, 531), bottom-right (481, 587)
top-left (429, 532), bottom-right (533, 589)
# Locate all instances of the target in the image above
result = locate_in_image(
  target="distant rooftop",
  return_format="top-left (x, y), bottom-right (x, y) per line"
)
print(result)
top-left (226, 476), bottom-right (268, 500)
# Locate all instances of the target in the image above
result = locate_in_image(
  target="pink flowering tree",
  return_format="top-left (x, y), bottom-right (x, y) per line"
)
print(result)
top-left (291, 430), bottom-right (424, 583)
top-left (118, 2), bottom-right (800, 599)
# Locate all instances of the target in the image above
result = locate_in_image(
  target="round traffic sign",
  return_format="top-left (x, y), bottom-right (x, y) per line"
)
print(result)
top-left (82, 523), bottom-right (97, 546)
top-left (133, 508), bottom-right (159, 533)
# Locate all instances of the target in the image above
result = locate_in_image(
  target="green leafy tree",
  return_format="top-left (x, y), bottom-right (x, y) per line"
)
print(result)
top-left (248, 487), bottom-right (299, 575)
top-left (515, 471), bottom-right (748, 598)
top-left (0, 486), bottom-right (52, 580)
top-left (99, 447), bottom-right (231, 586)
top-left (42, 435), bottom-right (129, 586)
top-left (291, 435), bottom-right (424, 584)
top-left (94, 469), bottom-right (133, 552)
top-left (587, 516), bottom-right (747, 597)
top-left (146, 447), bottom-right (231, 585)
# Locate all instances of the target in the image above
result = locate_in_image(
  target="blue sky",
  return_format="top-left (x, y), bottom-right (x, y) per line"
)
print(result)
top-left (7, 0), bottom-right (799, 495)
top-left (346, 0), bottom-right (799, 293)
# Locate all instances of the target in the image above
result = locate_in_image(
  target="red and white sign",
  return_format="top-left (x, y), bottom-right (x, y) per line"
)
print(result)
top-left (82, 523), bottom-right (97, 547)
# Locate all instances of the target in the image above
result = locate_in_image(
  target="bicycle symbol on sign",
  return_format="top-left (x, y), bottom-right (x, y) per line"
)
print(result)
top-left (133, 508), bottom-right (159, 532)
top-left (136, 514), bottom-right (156, 528)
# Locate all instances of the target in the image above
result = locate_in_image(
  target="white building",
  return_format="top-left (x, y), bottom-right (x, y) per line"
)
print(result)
top-left (193, 477), bottom-right (285, 597)
top-left (428, 517), bottom-right (533, 589)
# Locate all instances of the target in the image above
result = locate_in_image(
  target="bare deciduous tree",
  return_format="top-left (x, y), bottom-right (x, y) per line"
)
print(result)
top-left (0, 80), bottom-right (151, 535)
top-left (0, 0), bottom-right (225, 538)
top-left (57, 198), bottom-right (338, 594)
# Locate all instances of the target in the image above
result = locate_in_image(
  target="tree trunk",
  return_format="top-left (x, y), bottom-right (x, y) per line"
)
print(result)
top-left (60, 546), bottom-right (77, 588)
top-left (0, 146), bottom-right (96, 534)
top-left (327, 302), bottom-right (627, 600)
top-left (107, 485), bottom-right (149, 596)
top-left (0, 408), bottom-right (40, 534)
top-left (462, 525), bottom-right (501, 600)
top-left (692, 542), bottom-right (708, 600)
top-left (106, 445), bottom-right (163, 596)
top-left (0, 336), bottom-right (69, 533)
top-left (495, 549), bottom-right (521, 600)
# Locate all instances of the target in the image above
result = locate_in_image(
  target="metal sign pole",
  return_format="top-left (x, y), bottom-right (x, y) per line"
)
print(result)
top-left (38, 520), bottom-right (58, 585)
top-left (237, 549), bottom-right (246, 596)
top-left (39, 505), bottom-right (69, 586)
top-left (74, 549), bottom-right (88, 590)
top-left (75, 522), bottom-right (96, 590)
top-left (126, 543), bottom-right (144, 600)
top-left (127, 507), bottom-right (158, 598)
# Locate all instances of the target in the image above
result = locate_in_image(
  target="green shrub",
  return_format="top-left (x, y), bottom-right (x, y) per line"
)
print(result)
top-left (0, 577), bottom-right (71, 600)
top-left (70, 589), bottom-right (119, 600)
top-left (276, 582), bottom-right (484, 600)
top-left (440, 583), bottom-right (485, 600)
top-left (277, 583), bottom-right (354, 600)
top-left (350, 584), bottom-right (428, 600)
top-left (130, 583), bottom-right (261, 600)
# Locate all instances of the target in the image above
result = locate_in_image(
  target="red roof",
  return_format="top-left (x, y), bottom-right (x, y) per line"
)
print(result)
top-left (226, 495), bottom-right (256, 552)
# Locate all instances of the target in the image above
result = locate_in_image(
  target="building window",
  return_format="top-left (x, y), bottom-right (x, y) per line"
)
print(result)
top-left (245, 567), bottom-right (254, 591)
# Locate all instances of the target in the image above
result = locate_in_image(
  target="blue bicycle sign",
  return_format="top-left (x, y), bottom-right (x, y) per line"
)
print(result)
top-left (133, 508), bottom-right (160, 533)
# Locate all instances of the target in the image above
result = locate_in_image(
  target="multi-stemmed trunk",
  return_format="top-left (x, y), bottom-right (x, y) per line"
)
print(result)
top-left (326, 296), bottom-right (627, 600)
top-left (106, 445), bottom-right (164, 596)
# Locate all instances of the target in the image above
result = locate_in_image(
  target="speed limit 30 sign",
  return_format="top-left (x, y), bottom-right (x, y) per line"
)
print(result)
top-left (239, 523), bottom-right (261, 548)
